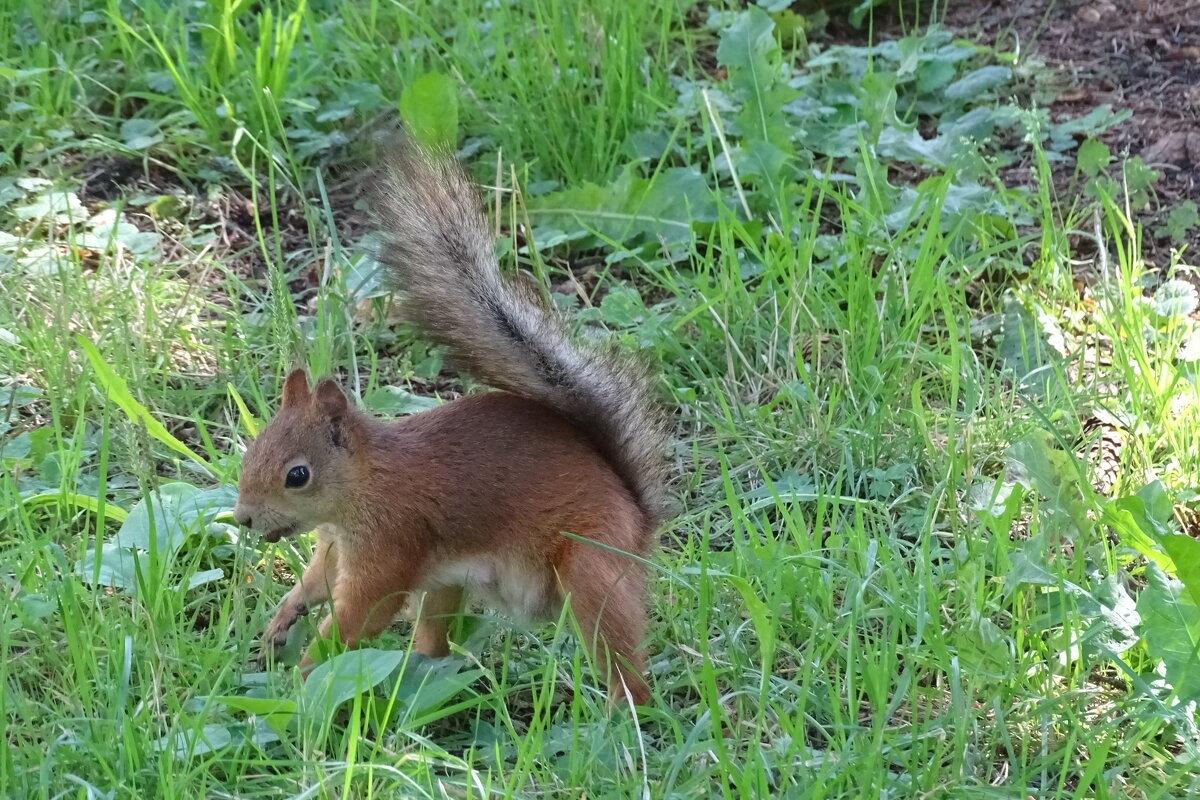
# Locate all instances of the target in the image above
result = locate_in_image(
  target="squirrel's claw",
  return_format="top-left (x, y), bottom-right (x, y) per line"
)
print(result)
top-left (255, 598), bottom-right (308, 669)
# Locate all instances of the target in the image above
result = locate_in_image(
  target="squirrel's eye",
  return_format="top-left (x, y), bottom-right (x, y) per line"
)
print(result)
top-left (285, 465), bottom-right (310, 489)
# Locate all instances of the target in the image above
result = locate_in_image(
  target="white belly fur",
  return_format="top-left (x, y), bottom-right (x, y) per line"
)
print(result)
top-left (421, 555), bottom-right (559, 621)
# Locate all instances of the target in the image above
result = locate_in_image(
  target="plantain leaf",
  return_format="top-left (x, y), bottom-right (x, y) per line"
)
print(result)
top-left (1137, 566), bottom-right (1200, 700)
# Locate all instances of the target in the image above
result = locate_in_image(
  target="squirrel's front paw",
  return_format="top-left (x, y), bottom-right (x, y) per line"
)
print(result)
top-left (255, 599), bottom-right (308, 668)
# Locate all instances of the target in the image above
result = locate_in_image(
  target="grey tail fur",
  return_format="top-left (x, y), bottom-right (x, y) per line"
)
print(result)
top-left (371, 138), bottom-right (672, 529)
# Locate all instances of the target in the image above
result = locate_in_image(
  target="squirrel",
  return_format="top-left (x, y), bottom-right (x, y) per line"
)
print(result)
top-left (232, 138), bottom-right (672, 706)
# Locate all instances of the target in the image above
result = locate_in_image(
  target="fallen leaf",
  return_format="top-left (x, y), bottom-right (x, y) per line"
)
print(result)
top-left (1156, 132), bottom-right (1200, 165)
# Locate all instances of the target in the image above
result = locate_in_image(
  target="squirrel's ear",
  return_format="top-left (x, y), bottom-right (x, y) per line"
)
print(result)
top-left (313, 379), bottom-right (355, 449)
top-left (281, 369), bottom-right (311, 407)
top-left (313, 378), bottom-right (348, 416)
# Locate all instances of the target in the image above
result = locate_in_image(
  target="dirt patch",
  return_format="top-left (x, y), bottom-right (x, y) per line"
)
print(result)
top-left (74, 154), bottom-right (267, 274)
top-left (941, 0), bottom-right (1200, 267)
top-left (71, 152), bottom-right (350, 307)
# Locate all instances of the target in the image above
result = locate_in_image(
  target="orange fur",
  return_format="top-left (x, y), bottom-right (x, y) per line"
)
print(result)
top-left (237, 380), bottom-right (653, 704)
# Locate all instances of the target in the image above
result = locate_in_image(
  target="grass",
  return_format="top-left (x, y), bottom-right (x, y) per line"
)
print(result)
top-left (3, 1), bottom-right (1200, 798)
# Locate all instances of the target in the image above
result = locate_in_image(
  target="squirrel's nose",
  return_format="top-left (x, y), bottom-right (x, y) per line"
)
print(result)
top-left (234, 507), bottom-right (253, 528)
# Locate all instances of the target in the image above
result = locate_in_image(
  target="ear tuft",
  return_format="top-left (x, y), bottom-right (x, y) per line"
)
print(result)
top-left (281, 369), bottom-right (311, 407)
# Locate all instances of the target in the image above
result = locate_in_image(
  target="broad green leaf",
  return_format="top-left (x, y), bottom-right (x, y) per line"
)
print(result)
top-left (412, 349), bottom-right (444, 381)
top-left (1076, 139), bottom-right (1111, 177)
top-left (15, 191), bottom-right (87, 223)
top-left (940, 107), bottom-right (997, 141)
top-left (153, 723), bottom-right (232, 756)
top-left (85, 209), bottom-right (163, 255)
top-left (1045, 105), bottom-right (1131, 151)
top-left (302, 649), bottom-right (482, 728)
top-left (110, 483), bottom-right (236, 552)
top-left (0, 65), bottom-right (47, 80)
top-left (1081, 576), bottom-right (1140, 657)
top-left (597, 285), bottom-right (650, 328)
top-left (302, 648), bottom-right (407, 713)
top-left (1123, 156), bottom-right (1159, 199)
top-left (730, 139), bottom-right (794, 181)
top-left (143, 195), bottom-right (187, 221)
top-left (146, 71), bottom-right (175, 93)
top-left (399, 71), bottom-right (458, 150)
top-left (715, 7), bottom-right (775, 72)
top-left (529, 166), bottom-right (711, 245)
top-left (1006, 433), bottom-right (1091, 533)
top-left (1004, 548), bottom-right (1058, 592)
top-left (717, 7), bottom-right (798, 152)
top-left (17, 592), bottom-right (56, 620)
top-left (77, 543), bottom-right (142, 590)
top-left (944, 66), bottom-right (1011, 101)
top-left (528, 181), bottom-right (619, 237)
top-left (1137, 565), bottom-right (1200, 700)
top-left (1031, 574), bottom-right (1142, 660)
top-left (186, 568), bottom-right (225, 591)
top-left (1153, 279), bottom-right (1198, 320)
top-left (1134, 481), bottom-right (1175, 532)
top-left (997, 296), bottom-right (1063, 400)
top-left (877, 126), bottom-right (947, 167)
top-left (859, 72), bottom-right (899, 141)
top-left (394, 658), bottom-right (486, 723)
top-left (0, 176), bottom-right (26, 206)
top-left (362, 386), bottom-right (441, 416)
top-left (1161, 200), bottom-right (1199, 243)
top-left (341, 248), bottom-right (388, 303)
top-left (75, 483), bottom-right (236, 590)
top-left (956, 610), bottom-right (1013, 677)
top-left (916, 56), bottom-right (958, 94)
top-left (115, 229), bottom-right (163, 255)
top-left (849, 0), bottom-right (888, 27)
top-left (771, 10), bottom-right (809, 52)
top-left (119, 118), bottom-right (163, 151)
top-left (211, 696), bottom-right (297, 737)
top-left (1104, 482), bottom-right (1175, 571)
top-left (635, 167), bottom-right (720, 230)
top-left (968, 478), bottom-right (1024, 535)
top-left (1160, 534), bottom-right (1200, 611)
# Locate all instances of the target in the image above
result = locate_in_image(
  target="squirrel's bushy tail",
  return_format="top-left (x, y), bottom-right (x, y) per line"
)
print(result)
top-left (371, 138), bottom-right (671, 529)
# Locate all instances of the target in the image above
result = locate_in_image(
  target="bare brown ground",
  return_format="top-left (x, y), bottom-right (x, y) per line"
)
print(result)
top-left (940, 0), bottom-right (1200, 265)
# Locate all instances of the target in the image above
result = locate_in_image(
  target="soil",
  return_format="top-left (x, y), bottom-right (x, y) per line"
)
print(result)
top-left (937, 0), bottom-right (1200, 267)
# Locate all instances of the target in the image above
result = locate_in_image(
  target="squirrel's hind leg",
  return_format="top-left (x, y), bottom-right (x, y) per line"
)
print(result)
top-left (556, 541), bottom-right (651, 707)
top-left (410, 585), bottom-right (464, 658)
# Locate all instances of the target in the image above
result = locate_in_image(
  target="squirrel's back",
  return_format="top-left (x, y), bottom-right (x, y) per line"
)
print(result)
top-left (370, 139), bottom-right (672, 529)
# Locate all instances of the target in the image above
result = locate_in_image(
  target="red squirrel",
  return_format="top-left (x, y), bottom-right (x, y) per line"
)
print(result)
top-left (232, 139), bottom-right (672, 705)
